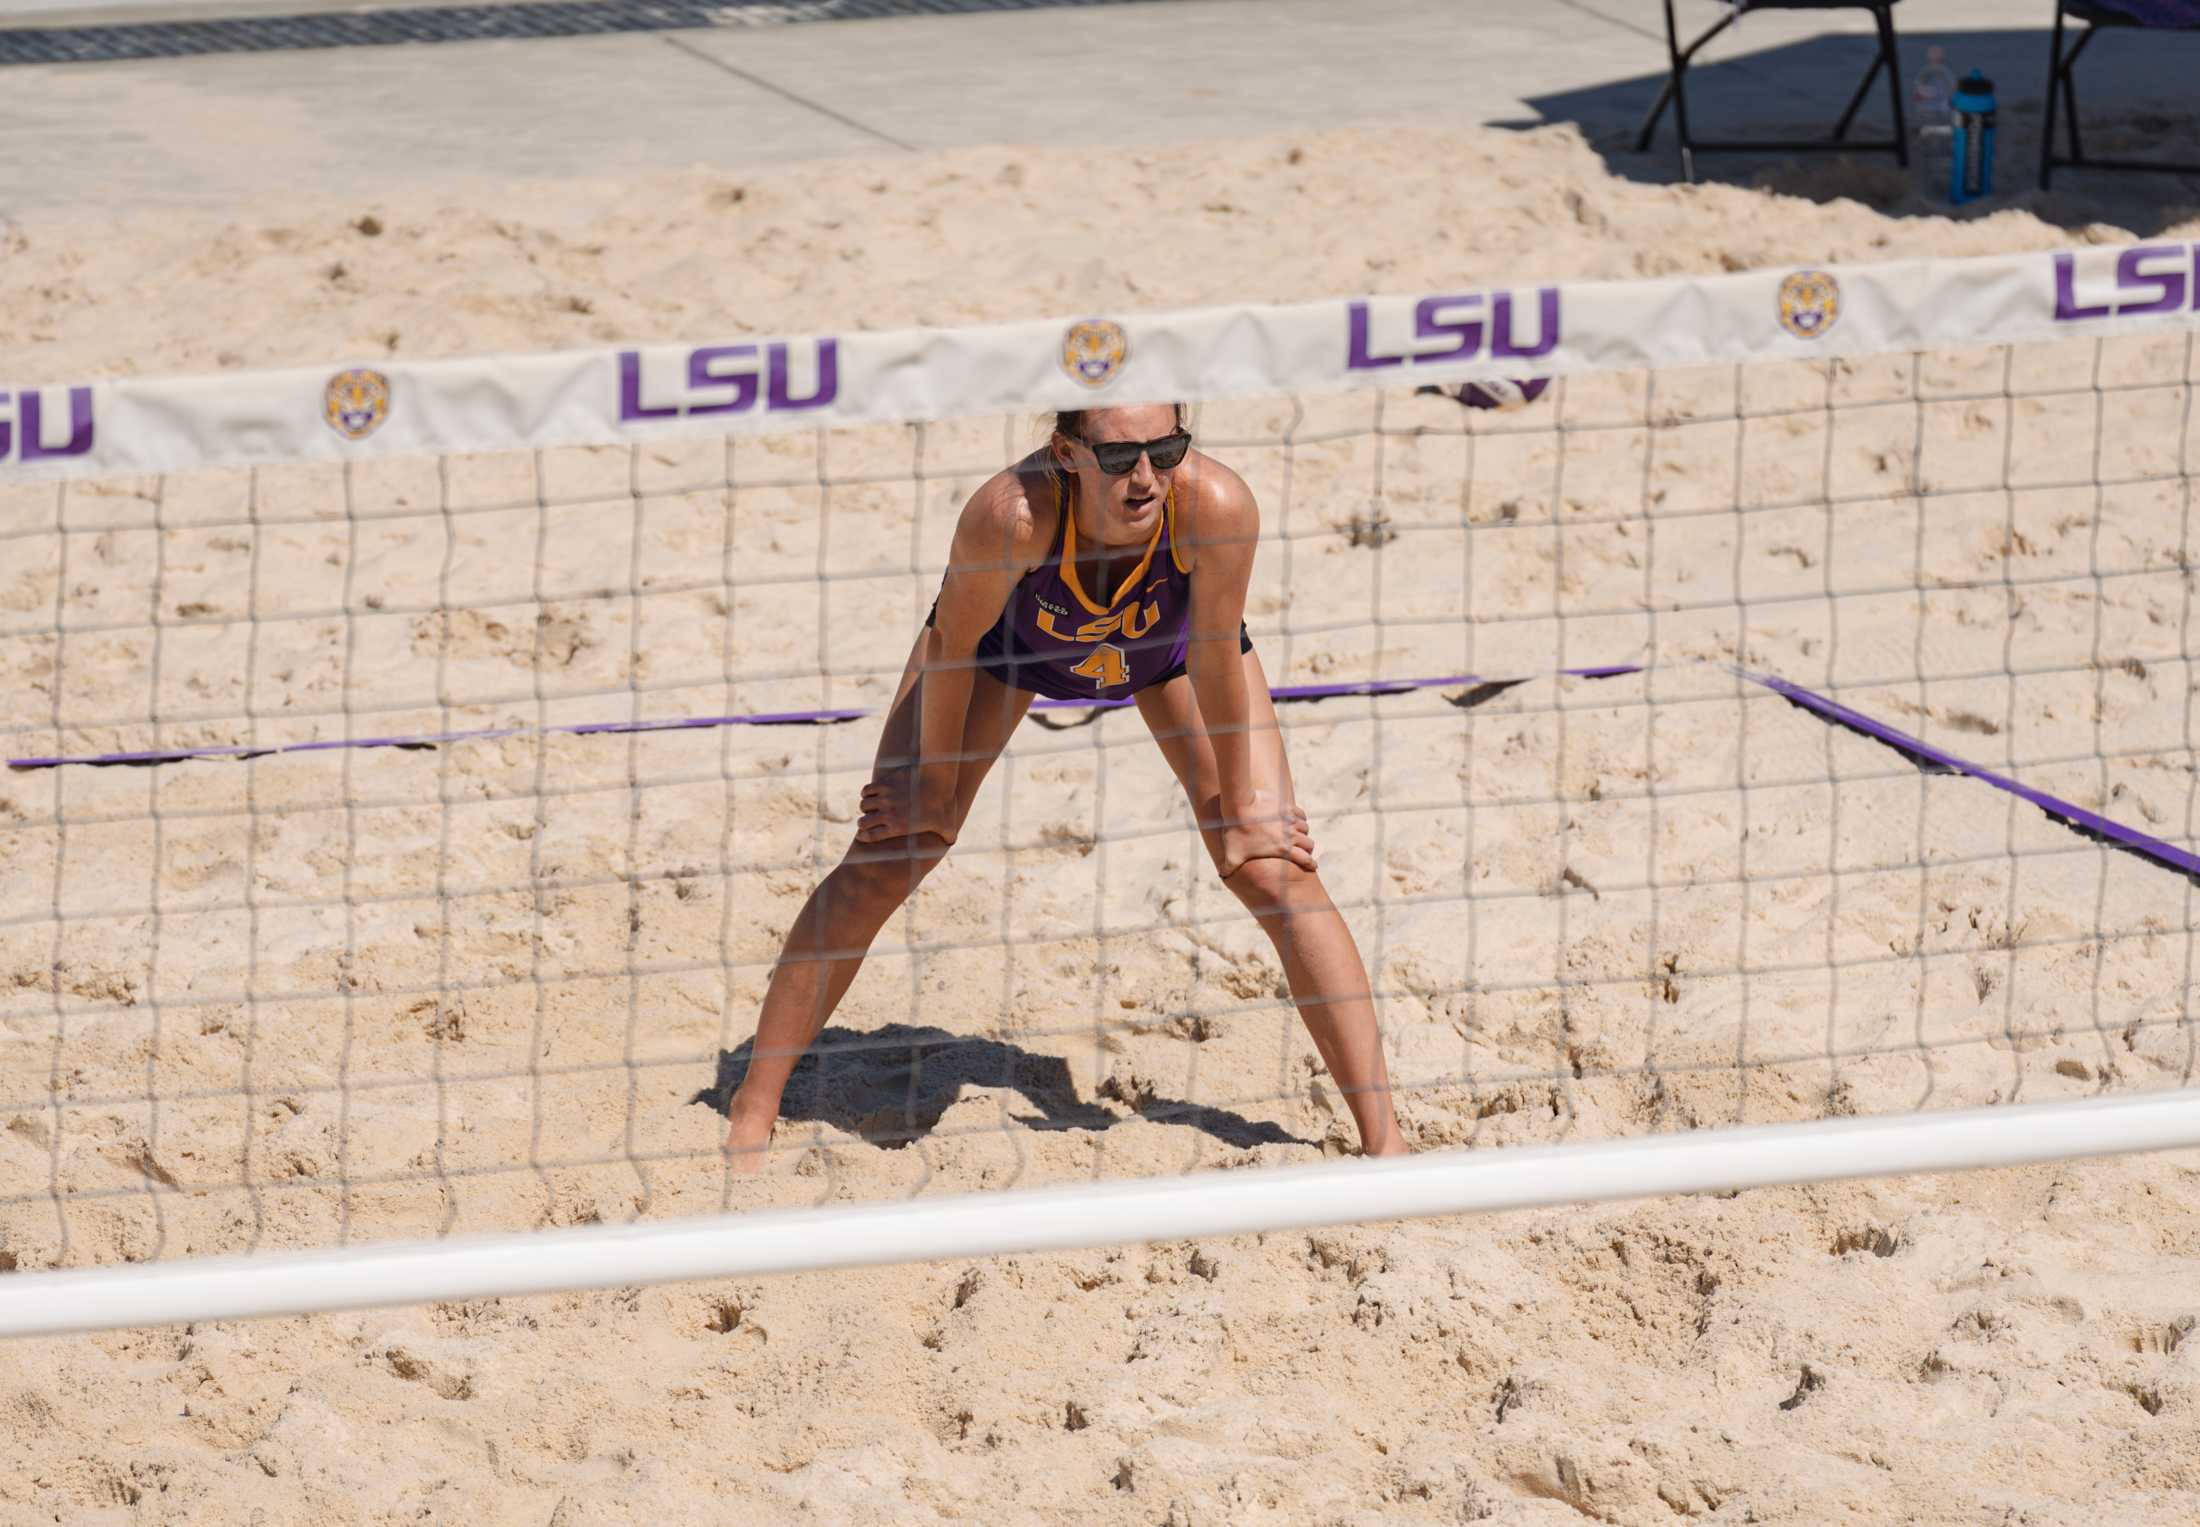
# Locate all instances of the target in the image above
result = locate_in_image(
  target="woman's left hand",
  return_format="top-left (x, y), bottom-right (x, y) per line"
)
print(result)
top-left (1215, 792), bottom-right (1315, 878)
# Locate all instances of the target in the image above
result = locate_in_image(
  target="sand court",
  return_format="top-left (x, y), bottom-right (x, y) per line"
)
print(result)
top-left (6, 1), bottom-right (2200, 1519)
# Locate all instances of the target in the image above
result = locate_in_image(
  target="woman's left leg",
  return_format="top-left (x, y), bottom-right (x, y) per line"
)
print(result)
top-left (1134, 650), bottom-right (1408, 1156)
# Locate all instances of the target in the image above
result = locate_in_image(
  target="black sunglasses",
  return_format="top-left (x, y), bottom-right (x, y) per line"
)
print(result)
top-left (1076, 429), bottom-right (1192, 476)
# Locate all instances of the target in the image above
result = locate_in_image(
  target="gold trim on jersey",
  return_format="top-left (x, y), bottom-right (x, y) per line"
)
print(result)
top-left (1165, 481), bottom-right (1192, 576)
top-left (1059, 474), bottom-right (1169, 616)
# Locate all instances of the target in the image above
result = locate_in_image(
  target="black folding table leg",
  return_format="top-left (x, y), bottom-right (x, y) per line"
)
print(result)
top-left (1635, 0), bottom-right (1688, 151)
top-left (1877, 4), bottom-right (1907, 164)
top-left (1672, 59), bottom-right (1701, 182)
top-left (1636, 75), bottom-right (1680, 152)
top-left (2063, 28), bottom-right (2095, 164)
top-left (1635, 0), bottom-right (1738, 177)
top-left (1830, 52), bottom-right (1885, 140)
top-left (2040, 5), bottom-right (2067, 188)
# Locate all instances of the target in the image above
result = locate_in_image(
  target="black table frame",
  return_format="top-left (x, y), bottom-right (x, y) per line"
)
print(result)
top-left (2040, 2), bottom-right (2200, 189)
top-left (1636, 0), bottom-right (1910, 182)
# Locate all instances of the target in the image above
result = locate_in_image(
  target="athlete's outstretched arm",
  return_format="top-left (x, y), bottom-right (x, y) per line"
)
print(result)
top-left (856, 475), bottom-right (1036, 844)
top-left (1181, 464), bottom-right (1314, 877)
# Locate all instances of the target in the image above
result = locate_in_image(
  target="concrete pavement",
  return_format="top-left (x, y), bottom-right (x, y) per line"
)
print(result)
top-left (0, 0), bottom-right (2194, 218)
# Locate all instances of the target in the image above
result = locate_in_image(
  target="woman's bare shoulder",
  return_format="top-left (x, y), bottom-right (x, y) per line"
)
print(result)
top-left (1185, 448), bottom-right (1254, 512)
top-left (954, 454), bottom-right (1060, 568)
top-left (1173, 449), bottom-right (1256, 569)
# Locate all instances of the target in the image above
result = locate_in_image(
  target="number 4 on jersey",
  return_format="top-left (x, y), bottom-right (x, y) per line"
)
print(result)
top-left (1068, 643), bottom-right (1129, 691)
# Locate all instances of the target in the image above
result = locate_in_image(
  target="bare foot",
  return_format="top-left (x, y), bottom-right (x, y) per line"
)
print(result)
top-left (723, 1104), bottom-right (776, 1176)
top-left (1361, 1128), bottom-right (1411, 1159)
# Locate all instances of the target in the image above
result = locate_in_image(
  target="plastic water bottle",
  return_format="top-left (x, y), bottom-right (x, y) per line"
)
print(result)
top-left (1911, 46), bottom-right (1956, 190)
top-left (1950, 69), bottom-right (1997, 204)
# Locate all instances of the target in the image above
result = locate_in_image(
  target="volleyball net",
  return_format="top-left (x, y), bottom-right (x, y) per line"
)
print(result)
top-left (4, 243), bottom-right (2199, 1335)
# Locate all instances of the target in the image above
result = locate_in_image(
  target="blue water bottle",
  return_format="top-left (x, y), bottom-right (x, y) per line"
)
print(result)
top-left (1950, 69), bottom-right (1996, 204)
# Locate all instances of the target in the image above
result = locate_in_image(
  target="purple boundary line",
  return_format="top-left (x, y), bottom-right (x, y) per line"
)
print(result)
top-left (6, 708), bottom-right (878, 770)
top-left (5, 674), bottom-right (1544, 769)
top-left (10, 659), bottom-right (2193, 887)
top-left (7, 663), bottom-right (1654, 769)
top-left (1735, 666), bottom-right (2200, 883)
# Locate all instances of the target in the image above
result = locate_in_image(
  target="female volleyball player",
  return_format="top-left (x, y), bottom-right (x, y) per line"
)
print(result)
top-left (721, 403), bottom-right (1409, 1168)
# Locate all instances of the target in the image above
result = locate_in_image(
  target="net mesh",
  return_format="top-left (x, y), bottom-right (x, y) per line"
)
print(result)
top-left (2, 323), bottom-right (2197, 1279)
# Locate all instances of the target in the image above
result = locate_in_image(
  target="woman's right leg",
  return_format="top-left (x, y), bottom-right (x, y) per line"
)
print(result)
top-left (723, 646), bottom-right (1033, 1169)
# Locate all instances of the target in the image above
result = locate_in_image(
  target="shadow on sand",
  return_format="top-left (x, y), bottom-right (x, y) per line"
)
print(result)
top-left (693, 1021), bottom-right (1311, 1155)
top-left (1506, 25), bottom-right (2200, 236)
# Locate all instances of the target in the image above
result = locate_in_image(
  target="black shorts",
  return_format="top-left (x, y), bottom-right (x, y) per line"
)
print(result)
top-left (1148, 624), bottom-right (1254, 689)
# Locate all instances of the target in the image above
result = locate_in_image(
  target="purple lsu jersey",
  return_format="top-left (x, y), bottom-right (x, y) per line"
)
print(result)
top-left (962, 473), bottom-right (1197, 702)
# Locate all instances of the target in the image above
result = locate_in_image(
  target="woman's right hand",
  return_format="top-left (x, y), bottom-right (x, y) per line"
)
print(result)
top-left (857, 766), bottom-right (960, 845)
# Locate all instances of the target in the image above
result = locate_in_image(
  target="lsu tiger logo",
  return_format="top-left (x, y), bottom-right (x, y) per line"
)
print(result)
top-left (1776, 271), bottom-right (1841, 340)
top-left (1060, 319), bottom-right (1128, 389)
top-left (323, 368), bottom-right (392, 441)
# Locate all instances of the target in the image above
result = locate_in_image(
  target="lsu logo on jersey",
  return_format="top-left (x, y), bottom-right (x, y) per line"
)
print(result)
top-left (1776, 271), bottom-right (1841, 340)
top-left (323, 368), bottom-right (392, 441)
top-left (1060, 319), bottom-right (1128, 389)
top-left (1036, 602), bottom-right (1160, 642)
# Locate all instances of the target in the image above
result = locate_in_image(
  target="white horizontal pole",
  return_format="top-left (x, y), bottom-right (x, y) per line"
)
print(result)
top-left (5, 1089), bottom-right (2198, 1338)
